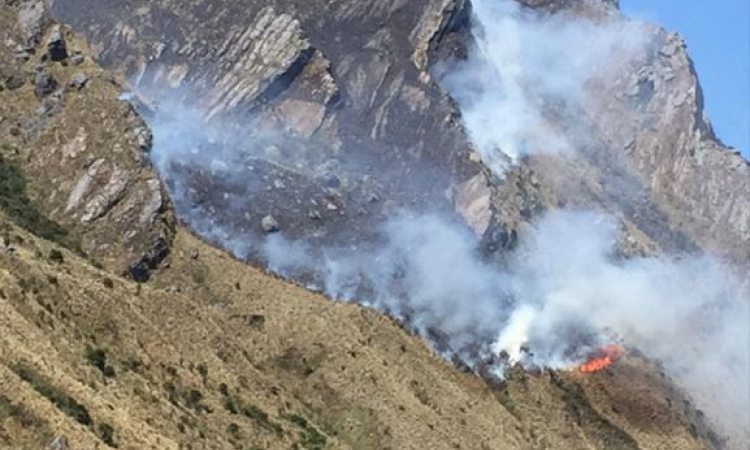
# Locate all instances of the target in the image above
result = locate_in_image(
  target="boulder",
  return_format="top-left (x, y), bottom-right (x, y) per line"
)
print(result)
top-left (34, 69), bottom-right (57, 98)
top-left (46, 25), bottom-right (68, 61)
top-left (68, 72), bottom-right (89, 90)
top-left (70, 52), bottom-right (85, 65)
top-left (261, 215), bottom-right (280, 233)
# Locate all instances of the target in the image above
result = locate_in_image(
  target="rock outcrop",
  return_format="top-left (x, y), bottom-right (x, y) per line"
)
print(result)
top-left (0, 0), bottom-right (174, 277)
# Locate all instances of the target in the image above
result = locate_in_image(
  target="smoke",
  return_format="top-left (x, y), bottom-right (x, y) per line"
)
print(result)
top-left (438, 0), bottom-right (649, 174)
top-left (435, 0), bottom-right (749, 443)
top-left (496, 211), bottom-right (749, 443)
top-left (262, 196), bottom-right (750, 443)
top-left (134, 0), bottom-right (749, 445)
top-left (263, 213), bottom-right (510, 360)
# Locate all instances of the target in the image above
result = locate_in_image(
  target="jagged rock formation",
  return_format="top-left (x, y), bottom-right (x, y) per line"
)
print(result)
top-left (51, 0), bottom-right (482, 245)
top-left (593, 28), bottom-right (750, 261)
top-left (0, 0), bottom-right (175, 277)
top-left (52, 0), bottom-right (473, 170)
top-left (51, 0), bottom-right (750, 265)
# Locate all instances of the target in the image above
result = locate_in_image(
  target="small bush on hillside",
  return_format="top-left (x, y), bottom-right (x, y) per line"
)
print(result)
top-left (85, 348), bottom-right (116, 378)
top-left (0, 154), bottom-right (81, 252)
top-left (165, 381), bottom-right (210, 413)
top-left (49, 249), bottom-right (65, 264)
top-left (288, 414), bottom-right (327, 449)
top-left (97, 423), bottom-right (117, 447)
top-left (219, 385), bottom-right (283, 435)
top-left (10, 362), bottom-right (92, 426)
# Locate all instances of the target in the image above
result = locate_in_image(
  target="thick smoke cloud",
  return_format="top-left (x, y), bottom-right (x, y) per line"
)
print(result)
top-left (497, 211), bottom-right (749, 444)
top-left (139, 0), bottom-right (748, 446)
top-left (263, 213), bottom-right (509, 361)
top-left (266, 207), bottom-right (750, 445)
top-left (439, 0), bottom-right (648, 174)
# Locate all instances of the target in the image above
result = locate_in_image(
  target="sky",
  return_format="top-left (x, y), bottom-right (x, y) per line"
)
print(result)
top-left (621, 0), bottom-right (750, 157)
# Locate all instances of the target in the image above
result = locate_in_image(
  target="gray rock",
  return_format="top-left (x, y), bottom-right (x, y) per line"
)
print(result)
top-left (34, 69), bottom-right (58, 98)
top-left (18, 0), bottom-right (50, 46)
top-left (48, 436), bottom-right (68, 450)
top-left (261, 215), bottom-right (280, 233)
top-left (46, 25), bottom-right (68, 61)
top-left (69, 72), bottom-right (89, 90)
top-left (308, 210), bottom-right (322, 221)
top-left (14, 44), bottom-right (33, 61)
top-left (5, 75), bottom-right (26, 91)
top-left (70, 52), bottom-right (85, 65)
top-left (132, 126), bottom-right (153, 152)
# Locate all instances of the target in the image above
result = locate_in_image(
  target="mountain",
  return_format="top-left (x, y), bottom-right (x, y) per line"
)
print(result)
top-left (48, 0), bottom-right (750, 263)
top-left (1, 0), bottom-right (747, 449)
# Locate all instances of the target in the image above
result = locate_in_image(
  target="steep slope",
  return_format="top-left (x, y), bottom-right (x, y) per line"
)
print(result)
top-left (0, 215), bottom-right (721, 450)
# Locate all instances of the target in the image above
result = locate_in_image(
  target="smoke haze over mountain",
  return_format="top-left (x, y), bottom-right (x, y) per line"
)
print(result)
top-left (439, 0), bottom-right (650, 174)
top-left (140, 0), bottom-right (749, 446)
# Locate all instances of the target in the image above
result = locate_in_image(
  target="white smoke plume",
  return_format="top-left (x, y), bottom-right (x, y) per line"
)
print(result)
top-left (261, 207), bottom-right (749, 443)
top-left (497, 211), bottom-right (749, 444)
top-left (439, 0), bottom-right (649, 174)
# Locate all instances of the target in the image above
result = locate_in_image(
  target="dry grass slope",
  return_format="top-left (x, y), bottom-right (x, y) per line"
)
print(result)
top-left (0, 214), bottom-right (722, 450)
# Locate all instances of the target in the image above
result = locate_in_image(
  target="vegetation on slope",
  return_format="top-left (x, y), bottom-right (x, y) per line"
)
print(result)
top-left (0, 150), bottom-right (80, 252)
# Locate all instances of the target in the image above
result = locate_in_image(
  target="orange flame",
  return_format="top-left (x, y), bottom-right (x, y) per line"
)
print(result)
top-left (579, 344), bottom-right (624, 373)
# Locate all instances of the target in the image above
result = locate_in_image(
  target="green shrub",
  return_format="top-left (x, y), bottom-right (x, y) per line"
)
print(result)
top-left (243, 404), bottom-right (283, 436)
top-left (97, 423), bottom-right (117, 447)
top-left (288, 414), bottom-right (327, 449)
top-left (219, 386), bottom-right (282, 435)
top-left (223, 395), bottom-right (239, 414)
top-left (49, 249), bottom-right (65, 264)
top-left (0, 154), bottom-right (81, 252)
top-left (185, 389), bottom-right (204, 410)
top-left (0, 395), bottom-right (44, 429)
top-left (85, 348), bottom-right (116, 378)
top-left (10, 362), bottom-right (92, 426)
top-left (122, 357), bottom-right (143, 373)
top-left (164, 381), bottom-right (209, 413)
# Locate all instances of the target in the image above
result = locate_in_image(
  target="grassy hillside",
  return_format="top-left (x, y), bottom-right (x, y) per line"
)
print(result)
top-left (0, 214), bottom-right (719, 450)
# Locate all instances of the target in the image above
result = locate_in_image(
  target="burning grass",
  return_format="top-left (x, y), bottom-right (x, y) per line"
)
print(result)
top-left (579, 344), bottom-right (625, 374)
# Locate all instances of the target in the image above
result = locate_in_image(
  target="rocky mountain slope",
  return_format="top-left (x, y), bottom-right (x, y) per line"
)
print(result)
top-left (1, 0), bottom-right (747, 449)
top-left (49, 0), bottom-right (750, 263)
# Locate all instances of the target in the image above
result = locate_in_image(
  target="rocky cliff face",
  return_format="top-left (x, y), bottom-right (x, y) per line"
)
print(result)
top-left (51, 0), bottom-right (750, 265)
top-left (52, 0), bottom-right (475, 170)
